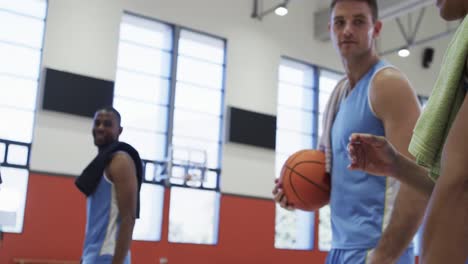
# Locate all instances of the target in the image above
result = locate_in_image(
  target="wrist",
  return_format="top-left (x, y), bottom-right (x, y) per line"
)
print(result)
top-left (370, 248), bottom-right (397, 264)
top-left (389, 152), bottom-right (405, 180)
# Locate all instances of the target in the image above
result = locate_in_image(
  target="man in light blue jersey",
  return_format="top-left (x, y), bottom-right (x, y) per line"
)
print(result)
top-left (273, 0), bottom-right (427, 263)
top-left (348, 1), bottom-right (468, 263)
top-left (76, 107), bottom-right (142, 264)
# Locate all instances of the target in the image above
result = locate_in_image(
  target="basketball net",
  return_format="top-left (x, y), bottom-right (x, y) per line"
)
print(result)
top-left (161, 145), bottom-right (208, 187)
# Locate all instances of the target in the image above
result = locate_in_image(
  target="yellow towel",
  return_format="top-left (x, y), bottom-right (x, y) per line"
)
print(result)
top-left (408, 15), bottom-right (468, 181)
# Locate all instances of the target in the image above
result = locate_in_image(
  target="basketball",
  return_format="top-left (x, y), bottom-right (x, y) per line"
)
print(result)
top-left (280, 149), bottom-right (330, 211)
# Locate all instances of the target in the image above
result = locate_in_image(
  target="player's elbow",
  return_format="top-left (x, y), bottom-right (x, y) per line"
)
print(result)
top-left (120, 212), bottom-right (136, 227)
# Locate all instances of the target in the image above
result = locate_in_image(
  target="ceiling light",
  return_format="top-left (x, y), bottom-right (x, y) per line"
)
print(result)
top-left (274, 5), bottom-right (288, 16)
top-left (398, 48), bottom-right (410, 58)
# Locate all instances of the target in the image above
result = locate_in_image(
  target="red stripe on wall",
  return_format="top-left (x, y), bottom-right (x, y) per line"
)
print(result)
top-left (0, 173), bottom-right (327, 264)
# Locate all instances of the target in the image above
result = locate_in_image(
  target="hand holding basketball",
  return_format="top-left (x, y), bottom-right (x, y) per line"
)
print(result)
top-left (272, 178), bottom-right (295, 210)
top-left (278, 149), bottom-right (330, 211)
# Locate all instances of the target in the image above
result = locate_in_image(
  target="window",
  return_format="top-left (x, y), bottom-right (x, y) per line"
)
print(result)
top-left (115, 14), bottom-right (225, 244)
top-left (0, 0), bottom-right (47, 234)
top-left (275, 58), bottom-right (317, 250)
top-left (168, 29), bottom-right (225, 245)
top-left (274, 59), bottom-right (343, 250)
top-left (115, 13), bottom-right (172, 241)
top-left (317, 69), bottom-right (342, 251)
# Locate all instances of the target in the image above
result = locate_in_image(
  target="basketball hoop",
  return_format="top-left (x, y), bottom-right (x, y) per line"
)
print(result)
top-left (160, 145), bottom-right (208, 188)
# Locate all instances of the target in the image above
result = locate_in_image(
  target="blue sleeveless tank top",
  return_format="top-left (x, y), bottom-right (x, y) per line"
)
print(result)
top-left (82, 174), bottom-right (131, 264)
top-left (330, 60), bottom-right (404, 249)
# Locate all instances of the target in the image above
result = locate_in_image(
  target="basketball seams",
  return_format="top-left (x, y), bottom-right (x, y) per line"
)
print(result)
top-left (284, 165), bottom-right (330, 193)
top-left (285, 166), bottom-right (308, 208)
top-left (292, 160), bottom-right (327, 191)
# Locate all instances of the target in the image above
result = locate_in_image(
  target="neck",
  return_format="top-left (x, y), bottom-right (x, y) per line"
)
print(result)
top-left (97, 141), bottom-right (118, 154)
top-left (342, 52), bottom-right (380, 88)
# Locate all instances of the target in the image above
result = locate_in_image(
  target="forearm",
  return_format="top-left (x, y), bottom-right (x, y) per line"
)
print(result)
top-left (393, 154), bottom-right (434, 198)
top-left (421, 176), bottom-right (468, 264)
top-left (112, 216), bottom-right (135, 264)
top-left (373, 184), bottom-right (428, 263)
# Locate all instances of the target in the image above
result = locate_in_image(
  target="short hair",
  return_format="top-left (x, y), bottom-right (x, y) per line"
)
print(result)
top-left (96, 106), bottom-right (122, 126)
top-left (330, 0), bottom-right (379, 22)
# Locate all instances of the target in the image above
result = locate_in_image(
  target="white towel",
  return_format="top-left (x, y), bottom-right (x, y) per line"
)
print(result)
top-left (318, 78), bottom-right (349, 173)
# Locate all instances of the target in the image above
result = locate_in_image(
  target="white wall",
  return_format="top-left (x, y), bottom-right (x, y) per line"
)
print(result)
top-left (380, 5), bottom-right (459, 96)
top-left (30, 0), bottom-right (456, 198)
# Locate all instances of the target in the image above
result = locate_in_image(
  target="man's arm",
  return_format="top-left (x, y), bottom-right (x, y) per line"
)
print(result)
top-left (421, 91), bottom-right (468, 263)
top-left (107, 151), bottom-right (138, 264)
top-left (369, 68), bottom-right (428, 263)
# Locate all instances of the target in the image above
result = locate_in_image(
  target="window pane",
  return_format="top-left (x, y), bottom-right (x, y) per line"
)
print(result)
top-left (173, 110), bottom-right (221, 142)
top-left (176, 56), bottom-right (223, 89)
top-left (0, 0), bottom-right (47, 19)
top-left (275, 204), bottom-right (315, 250)
top-left (179, 30), bottom-right (224, 64)
top-left (171, 137), bottom-right (220, 168)
top-left (119, 128), bottom-right (166, 161)
top-left (168, 188), bottom-right (220, 244)
top-left (318, 205), bottom-right (332, 251)
top-left (115, 14), bottom-right (172, 166)
top-left (0, 0), bottom-right (45, 237)
top-left (7, 144), bottom-right (28, 166)
top-left (319, 70), bottom-right (342, 94)
top-left (276, 130), bottom-right (313, 155)
top-left (202, 171), bottom-right (218, 189)
top-left (318, 69), bottom-right (342, 251)
top-left (275, 58), bottom-right (316, 250)
top-left (278, 83), bottom-right (314, 110)
top-left (275, 153), bottom-right (290, 178)
top-left (0, 42), bottom-right (41, 79)
top-left (175, 83), bottom-right (222, 116)
top-left (0, 167), bottom-right (28, 233)
top-left (121, 15), bottom-right (173, 51)
top-left (276, 106), bottom-right (313, 134)
top-left (0, 75), bottom-right (37, 110)
top-left (132, 183), bottom-right (164, 241)
top-left (117, 42), bottom-right (171, 78)
top-left (144, 162), bottom-right (167, 182)
top-left (0, 10), bottom-right (45, 48)
top-left (0, 106), bottom-right (34, 143)
top-left (113, 98), bottom-right (168, 133)
top-left (279, 62), bottom-right (314, 87)
top-left (319, 91), bottom-right (332, 114)
top-left (115, 70), bottom-right (170, 105)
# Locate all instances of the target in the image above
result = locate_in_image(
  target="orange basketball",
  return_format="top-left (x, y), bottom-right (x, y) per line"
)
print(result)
top-left (280, 149), bottom-right (330, 211)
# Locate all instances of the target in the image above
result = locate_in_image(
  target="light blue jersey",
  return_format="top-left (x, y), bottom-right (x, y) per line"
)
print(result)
top-left (82, 174), bottom-right (131, 264)
top-left (330, 60), bottom-right (410, 251)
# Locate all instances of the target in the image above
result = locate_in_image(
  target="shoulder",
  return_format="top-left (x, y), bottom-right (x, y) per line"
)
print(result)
top-left (369, 67), bottom-right (418, 118)
top-left (371, 67), bottom-right (409, 90)
top-left (110, 151), bottom-right (134, 165)
top-left (106, 151), bottom-right (136, 181)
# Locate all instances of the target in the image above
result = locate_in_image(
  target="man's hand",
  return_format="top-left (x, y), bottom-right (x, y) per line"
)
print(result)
top-left (272, 178), bottom-right (294, 210)
top-left (348, 133), bottom-right (400, 178)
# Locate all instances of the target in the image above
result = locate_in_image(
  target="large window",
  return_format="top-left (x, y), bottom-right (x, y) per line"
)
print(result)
top-left (115, 13), bottom-right (171, 242)
top-left (317, 69), bottom-right (342, 251)
top-left (168, 29), bottom-right (224, 244)
top-left (0, 0), bottom-right (47, 233)
top-left (275, 58), bottom-right (317, 250)
top-left (274, 58), bottom-right (343, 250)
top-left (115, 13), bottom-right (225, 244)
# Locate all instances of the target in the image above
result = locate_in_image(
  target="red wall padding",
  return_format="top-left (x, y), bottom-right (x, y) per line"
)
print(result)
top-left (0, 173), bottom-right (327, 264)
